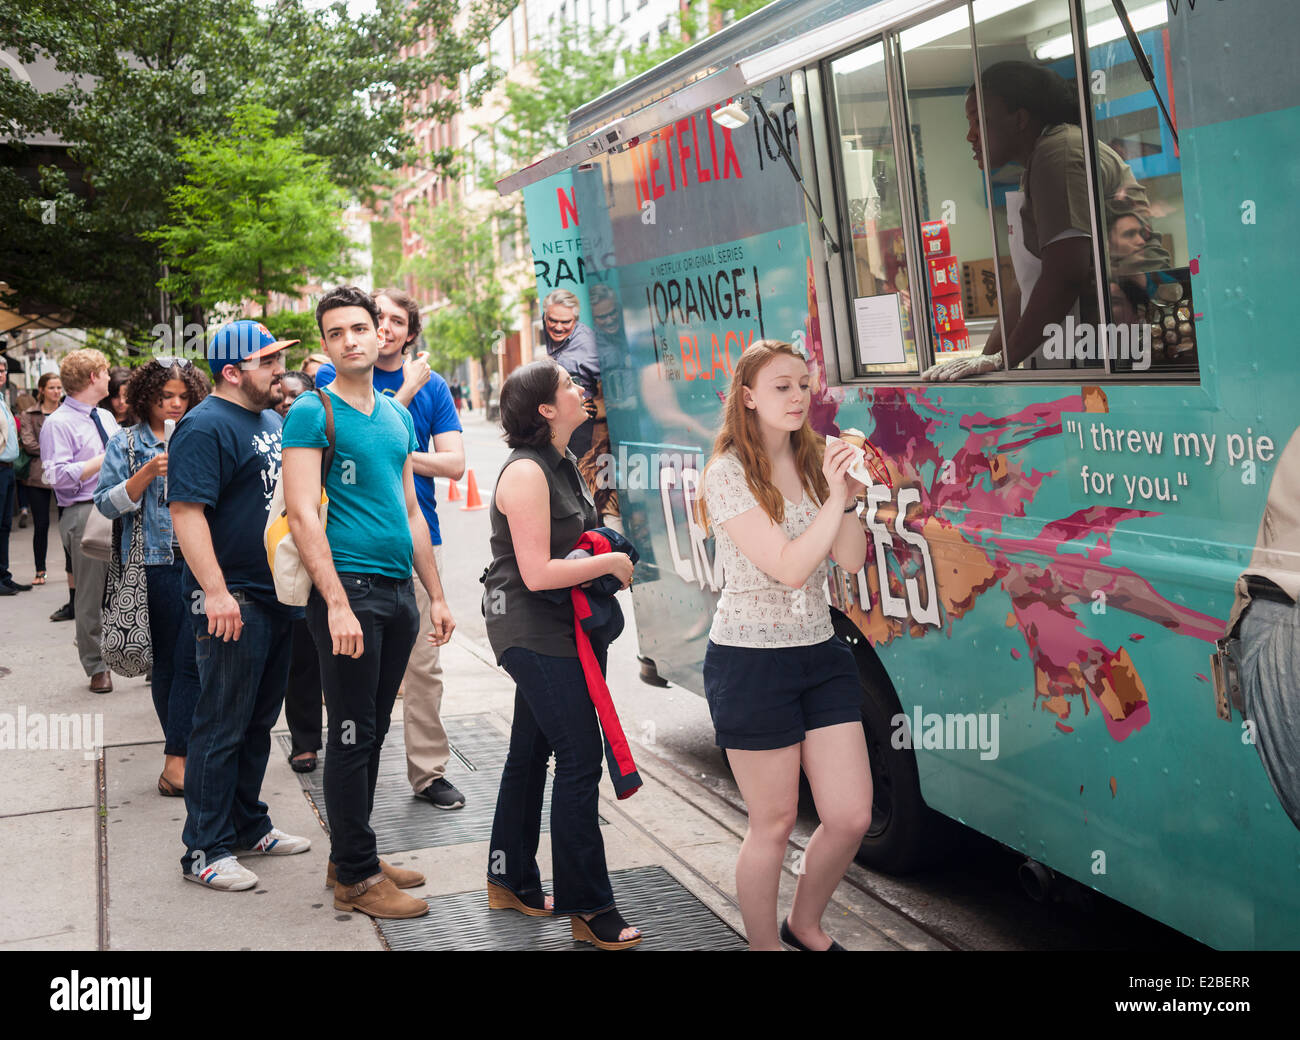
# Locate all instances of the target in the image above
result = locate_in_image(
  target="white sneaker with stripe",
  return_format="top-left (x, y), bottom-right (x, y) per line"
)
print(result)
top-left (184, 856), bottom-right (259, 891)
top-left (244, 827), bottom-right (312, 856)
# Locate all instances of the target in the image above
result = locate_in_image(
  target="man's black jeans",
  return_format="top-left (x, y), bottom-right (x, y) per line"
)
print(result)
top-left (284, 617), bottom-right (323, 757)
top-left (488, 643), bottom-right (615, 916)
top-left (305, 573), bottom-right (419, 886)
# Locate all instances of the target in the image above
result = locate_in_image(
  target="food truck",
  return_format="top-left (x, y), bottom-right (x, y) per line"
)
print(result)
top-left (500, 0), bottom-right (1300, 949)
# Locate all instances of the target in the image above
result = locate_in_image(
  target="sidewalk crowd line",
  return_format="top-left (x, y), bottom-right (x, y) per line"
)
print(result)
top-left (0, 521), bottom-right (937, 951)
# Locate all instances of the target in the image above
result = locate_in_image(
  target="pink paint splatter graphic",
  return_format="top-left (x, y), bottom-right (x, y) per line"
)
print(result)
top-left (816, 383), bottom-right (1224, 742)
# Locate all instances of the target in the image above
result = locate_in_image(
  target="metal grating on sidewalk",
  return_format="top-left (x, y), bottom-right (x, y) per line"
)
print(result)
top-left (278, 714), bottom-right (602, 854)
top-left (378, 865), bottom-right (747, 951)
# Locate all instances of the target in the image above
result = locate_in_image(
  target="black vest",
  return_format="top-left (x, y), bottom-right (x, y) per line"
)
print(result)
top-left (482, 442), bottom-right (598, 662)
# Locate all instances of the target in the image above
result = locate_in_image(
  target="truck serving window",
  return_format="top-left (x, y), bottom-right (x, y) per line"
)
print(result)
top-left (823, 0), bottom-right (1198, 383)
top-left (828, 42), bottom-right (923, 377)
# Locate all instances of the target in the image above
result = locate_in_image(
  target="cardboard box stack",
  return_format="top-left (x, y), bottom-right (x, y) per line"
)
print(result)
top-left (961, 256), bottom-right (1016, 319)
top-left (922, 220), bottom-right (970, 352)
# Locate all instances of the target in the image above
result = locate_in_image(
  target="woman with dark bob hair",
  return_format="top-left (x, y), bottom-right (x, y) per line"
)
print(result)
top-left (481, 359), bottom-right (641, 949)
top-left (94, 358), bottom-right (211, 796)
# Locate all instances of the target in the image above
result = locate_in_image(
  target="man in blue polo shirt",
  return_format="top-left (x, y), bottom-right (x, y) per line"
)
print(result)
top-left (314, 287), bottom-right (467, 810)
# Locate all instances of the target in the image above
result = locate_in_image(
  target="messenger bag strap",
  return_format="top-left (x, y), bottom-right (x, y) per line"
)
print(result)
top-left (316, 388), bottom-right (336, 486)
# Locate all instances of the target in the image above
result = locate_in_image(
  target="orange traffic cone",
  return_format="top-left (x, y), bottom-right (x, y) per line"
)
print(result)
top-left (461, 469), bottom-right (487, 511)
top-left (446, 476), bottom-right (461, 502)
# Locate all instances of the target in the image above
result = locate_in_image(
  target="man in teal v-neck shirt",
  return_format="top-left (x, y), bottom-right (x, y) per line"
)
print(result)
top-left (314, 288), bottom-right (468, 811)
top-left (282, 285), bottom-right (456, 920)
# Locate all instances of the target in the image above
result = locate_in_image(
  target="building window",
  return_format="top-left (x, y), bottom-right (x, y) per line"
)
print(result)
top-left (490, 15), bottom-right (512, 69)
top-left (511, 5), bottom-right (527, 58)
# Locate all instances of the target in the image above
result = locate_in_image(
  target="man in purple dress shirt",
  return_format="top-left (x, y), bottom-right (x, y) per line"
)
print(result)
top-left (38, 348), bottom-right (119, 693)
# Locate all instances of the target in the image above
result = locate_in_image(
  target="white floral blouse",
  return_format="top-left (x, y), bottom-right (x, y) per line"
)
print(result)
top-left (701, 452), bottom-right (834, 648)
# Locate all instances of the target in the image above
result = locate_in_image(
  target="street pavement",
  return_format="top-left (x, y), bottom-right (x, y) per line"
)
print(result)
top-left (0, 412), bottom-right (942, 951)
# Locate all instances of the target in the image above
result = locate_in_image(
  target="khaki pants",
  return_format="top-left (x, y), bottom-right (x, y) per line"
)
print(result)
top-left (59, 501), bottom-right (108, 677)
top-left (404, 544), bottom-right (449, 793)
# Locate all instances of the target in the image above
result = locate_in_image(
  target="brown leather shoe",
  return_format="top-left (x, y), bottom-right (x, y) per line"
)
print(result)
top-left (326, 858), bottom-right (424, 890)
top-left (333, 872), bottom-right (429, 919)
top-left (89, 671), bottom-right (113, 694)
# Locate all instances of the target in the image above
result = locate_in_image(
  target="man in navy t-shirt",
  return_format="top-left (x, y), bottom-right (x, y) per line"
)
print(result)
top-left (315, 287), bottom-right (467, 810)
top-left (168, 320), bottom-right (312, 892)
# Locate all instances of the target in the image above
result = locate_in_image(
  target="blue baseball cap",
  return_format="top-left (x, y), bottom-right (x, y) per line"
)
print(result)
top-left (207, 320), bottom-right (300, 379)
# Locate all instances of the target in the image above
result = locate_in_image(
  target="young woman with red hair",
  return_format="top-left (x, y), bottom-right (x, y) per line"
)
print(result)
top-left (698, 340), bottom-right (871, 951)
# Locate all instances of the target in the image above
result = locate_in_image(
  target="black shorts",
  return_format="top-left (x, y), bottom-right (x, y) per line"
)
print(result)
top-left (702, 636), bottom-right (863, 751)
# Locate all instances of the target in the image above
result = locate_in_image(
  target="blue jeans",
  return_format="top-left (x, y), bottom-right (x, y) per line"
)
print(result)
top-left (1239, 597), bottom-right (1300, 830)
top-left (488, 645), bottom-right (614, 916)
top-left (146, 559), bottom-right (200, 757)
top-left (0, 464), bottom-right (14, 583)
top-left (284, 617), bottom-right (323, 756)
top-left (304, 574), bottom-right (419, 886)
top-left (180, 594), bottom-right (293, 874)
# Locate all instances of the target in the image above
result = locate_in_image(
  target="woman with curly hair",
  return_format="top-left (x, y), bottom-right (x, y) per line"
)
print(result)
top-left (94, 358), bottom-right (211, 796)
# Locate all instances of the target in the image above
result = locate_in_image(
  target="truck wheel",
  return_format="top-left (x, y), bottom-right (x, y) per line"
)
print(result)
top-left (855, 671), bottom-right (952, 874)
top-left (831, 617), bottom-right (955, 875)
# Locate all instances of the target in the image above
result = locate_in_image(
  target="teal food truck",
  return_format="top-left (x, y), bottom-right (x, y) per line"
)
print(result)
top-left (500, 0), bottom-right (1300, 949)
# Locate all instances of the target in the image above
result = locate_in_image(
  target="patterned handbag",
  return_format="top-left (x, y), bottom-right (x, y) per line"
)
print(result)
top-left (101, 428), bottom-right (152, 677)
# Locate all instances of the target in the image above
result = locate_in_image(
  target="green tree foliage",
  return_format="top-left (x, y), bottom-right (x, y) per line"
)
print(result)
top-left (401, 194), bottom-right (512, 374)
top-left (0, 0), bottom-right (512, 332)
top-left (369, 219), bottom-right (404, 291)
top-left (147, 104), bottom-right (355, 317)
top-left (262, 309), bottom-right (320, 356)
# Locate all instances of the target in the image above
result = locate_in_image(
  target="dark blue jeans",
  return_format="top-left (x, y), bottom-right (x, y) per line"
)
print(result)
top-left (0, 464), bottom-right (14, 584)
top-left (284, 616), bottom-right (323, 756)
top-left (488, 644), bottom-right (614, 916)
top-left (145, 559), bottom-right (200, 757)
top-left (305, 574), bottom-right (419, 886)
top-left (180, 593), bottom-right (293, 875)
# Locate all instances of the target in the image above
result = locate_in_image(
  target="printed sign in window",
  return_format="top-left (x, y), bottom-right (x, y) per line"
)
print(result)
top-left (854, 293), bottom-right (908, 367)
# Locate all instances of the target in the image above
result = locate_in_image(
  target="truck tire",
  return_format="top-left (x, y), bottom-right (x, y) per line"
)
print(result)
top-left (831, 613), bottom-right (955, 875)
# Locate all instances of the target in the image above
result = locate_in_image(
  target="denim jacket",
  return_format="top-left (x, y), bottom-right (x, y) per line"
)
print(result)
top-left (93, 423), bottom-right (175, 565)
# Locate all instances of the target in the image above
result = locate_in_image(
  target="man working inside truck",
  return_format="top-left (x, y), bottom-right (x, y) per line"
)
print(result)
top-left (924, 61), bottom-right (1169, 381)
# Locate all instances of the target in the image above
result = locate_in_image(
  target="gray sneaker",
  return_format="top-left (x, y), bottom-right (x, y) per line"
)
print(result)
top-left (415, 778), bottom-right (465, 810)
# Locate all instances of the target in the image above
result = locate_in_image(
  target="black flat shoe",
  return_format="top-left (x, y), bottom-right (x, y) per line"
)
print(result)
top-left (289, 751), bottom-right (318, 773)
top-left (780, 917), bottom-right (845, 951)
top-left (571, 907), bottom-right (642, 950)
top-left (50, 603), bottom-right (75, 622)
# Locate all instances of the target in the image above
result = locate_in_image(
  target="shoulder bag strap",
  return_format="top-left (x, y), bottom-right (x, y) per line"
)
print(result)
top-left (316, 388), bottom-right (336, 486)
top-left (124, 426), bottom-right (139, 476)
top-left (124, 428), bottom-right (145, 550)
